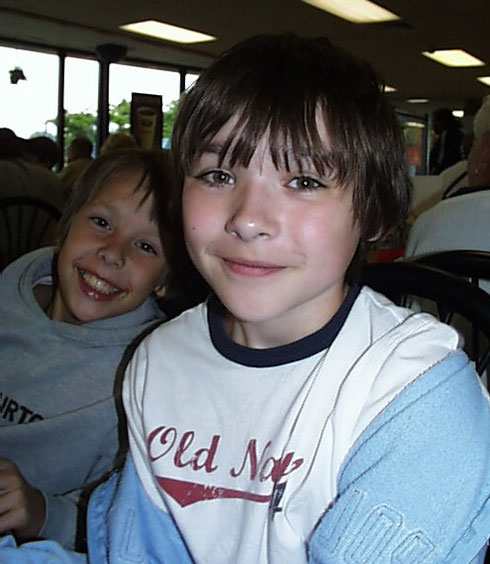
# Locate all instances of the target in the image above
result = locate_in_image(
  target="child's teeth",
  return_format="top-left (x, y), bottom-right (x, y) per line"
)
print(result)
top-left (82, 271), bottom-right (120, 295)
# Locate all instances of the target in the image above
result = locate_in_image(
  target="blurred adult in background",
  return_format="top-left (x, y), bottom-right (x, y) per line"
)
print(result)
top-left (0, 128), bottom-right (64, 210)
top-left (429, 107), bottom-right (464, 175)
top-left (100, 131), bottom-right (137, 154)
top-left (409, 114), bottom-right (476, 221)
top-left (23, 136), bottom-right (61, 171)
top-left (405, 96), bottom-right (490, 285)
top-left (0, 128), bottom-right (20, 160)
top-left (59, 136), bottom-right (94, 196)
top-left (436, 131), bottom-right (474, 196)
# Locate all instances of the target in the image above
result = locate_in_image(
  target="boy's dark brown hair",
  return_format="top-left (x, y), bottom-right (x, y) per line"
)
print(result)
top-left (172, 33), bottom-right (411, 246)
top-left (58, 148), bottom-right (180, 297)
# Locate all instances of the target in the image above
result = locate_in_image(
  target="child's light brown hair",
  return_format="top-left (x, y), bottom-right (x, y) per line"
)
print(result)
top-left (58, 148), bottom-right (180, 296)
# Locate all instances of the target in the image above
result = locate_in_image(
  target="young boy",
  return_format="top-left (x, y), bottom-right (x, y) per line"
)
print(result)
top-left (0, 149), bottom-right (174, 549)
top-left (1, 34), bottom-right (490, 563)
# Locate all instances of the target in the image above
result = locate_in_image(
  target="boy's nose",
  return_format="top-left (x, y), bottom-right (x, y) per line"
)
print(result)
top-left (97, 238), bottom-right (125, 268)
top-left (225, 182), bottom-right (278, 242)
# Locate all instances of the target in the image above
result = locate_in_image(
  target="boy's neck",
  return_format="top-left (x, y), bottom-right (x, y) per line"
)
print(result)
top-left (222, 284), bottom-right (350, 349)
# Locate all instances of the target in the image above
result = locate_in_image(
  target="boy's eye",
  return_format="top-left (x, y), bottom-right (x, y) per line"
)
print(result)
top-left (197, 170), bottom-right (234, 187)
top-left (90, 216), bottom-right (110, 229)
top-left (137, 241), bottom-right (158, 255)
top-left (288, 176), bottom-right (325, 191)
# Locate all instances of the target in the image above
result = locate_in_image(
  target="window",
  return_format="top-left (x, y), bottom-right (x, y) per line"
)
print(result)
top-left (110, 63), bottom-right (181, 147)
top-left (185, 72), bottom-right (199, 90)
top-left (1, 43), bottom-right (202, 156)
top-left (63, 56), bottom-right (99, 160)
top-left (0, 46), bottom-right (58, 140)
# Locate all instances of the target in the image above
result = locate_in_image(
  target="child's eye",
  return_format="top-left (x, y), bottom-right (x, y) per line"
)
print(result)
top-left (90, 216), bottom-right (110, 229)
top-left (137, 241), bottom-right (158, 255)
top-left (197, 170), bottom-right (235, 187)
top-left (288, 176), bottom-right (325, 191)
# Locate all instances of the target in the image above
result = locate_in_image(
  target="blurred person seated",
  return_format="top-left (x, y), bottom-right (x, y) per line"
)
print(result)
top-left (429, 107), bottom-right (464, 175)
top-left (23, 136), bottom-right (61, 171)
top-left (0, 128), bottom-right (20, 159)
top-left (58, 136), bottom-right (94, 195)
top-left (409, 121), bottom-right (477, 221)
top-left (0, 128), bottom-right (65, 211)
top-left (100, 131), bottom-right (137, 154)
top-left (405, 96), bottom-right (490, 292)
top-left (436, 130), bottom-right (475, 199)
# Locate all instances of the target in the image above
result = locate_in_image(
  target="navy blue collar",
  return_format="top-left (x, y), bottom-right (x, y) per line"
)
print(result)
top-left (207, 284), bottom-right (360, 367)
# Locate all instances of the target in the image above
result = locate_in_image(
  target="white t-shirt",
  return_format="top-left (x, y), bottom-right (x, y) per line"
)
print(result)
top-left (124, 285), bottom-right (459, 563)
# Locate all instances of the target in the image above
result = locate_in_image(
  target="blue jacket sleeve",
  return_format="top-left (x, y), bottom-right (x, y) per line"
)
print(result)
top-left (0, 456), bottom-right (191, 563)
top-left (309, 351), bottom-right (490, 563)
top-left (86, 455), bottom-right (192, 563)
top-left (0, 535), bottom-right (86, 563)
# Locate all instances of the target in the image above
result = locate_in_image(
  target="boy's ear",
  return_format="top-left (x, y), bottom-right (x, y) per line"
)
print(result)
top-left (154, 284), bottom-right (167, 298)
top-left (153, 272), bottom-right (168, 298)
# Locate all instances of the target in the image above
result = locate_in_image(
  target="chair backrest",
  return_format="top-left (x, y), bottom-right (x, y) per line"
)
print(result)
top-left (410, 250), bottom-right (490, 290)
top-left (360, 261), bottom-right (490, 377)
top-left (0, 196), bottom-right (61, 271)
top-left (410, 251), bottom-right (490, 373)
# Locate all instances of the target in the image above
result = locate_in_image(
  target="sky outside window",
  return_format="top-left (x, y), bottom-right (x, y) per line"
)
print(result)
top-left (1, 46), bottom-right (184, 142)
top-left (0, 46), bottom-right (58, 138)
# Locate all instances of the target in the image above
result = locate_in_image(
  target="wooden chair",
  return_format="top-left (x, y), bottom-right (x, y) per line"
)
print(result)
top-left (0, 196), bottom-right (61, 271)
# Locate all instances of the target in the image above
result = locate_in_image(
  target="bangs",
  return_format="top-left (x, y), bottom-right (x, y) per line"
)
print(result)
top-left (174, 33), bottom-right (369, 186)
top-left (131, 171), bottom-right (161, 226)
top-left (183, 94), bottom-right (343, 183)
top-left (172, 33), bottom-right (410, 241)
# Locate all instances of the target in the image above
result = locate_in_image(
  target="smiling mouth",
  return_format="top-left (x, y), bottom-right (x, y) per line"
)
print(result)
top-left (78, 269), bottom-right (124, 296)
top-left (223, 258), bottom-right (284, 277)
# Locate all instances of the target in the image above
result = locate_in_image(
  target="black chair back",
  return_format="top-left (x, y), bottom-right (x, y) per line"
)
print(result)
top-left (411, 250), bottom-right (490, 289)
top-left (0, 196), bottom-right (61, 271)
top-left (361, 261), bottom-right (490, 378)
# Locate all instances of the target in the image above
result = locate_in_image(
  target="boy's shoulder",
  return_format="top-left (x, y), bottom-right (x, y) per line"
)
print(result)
top-left (353, 284), bottom-right (459, 344)
top-left (145, 300), bottom-right (208, 343)
top-left (328, 285), bottom-right (461, 415)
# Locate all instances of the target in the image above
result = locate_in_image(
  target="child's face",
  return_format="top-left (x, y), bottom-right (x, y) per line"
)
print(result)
top-left (51, 173), bottom-right (167, 324)
top-left (183, 120), bottom-right (361, 348)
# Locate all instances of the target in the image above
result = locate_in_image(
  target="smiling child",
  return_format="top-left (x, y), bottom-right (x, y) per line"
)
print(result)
top-left (0, 149), bottom-right (174, 549)
top-left (1, 33), bottom-right (490, 564)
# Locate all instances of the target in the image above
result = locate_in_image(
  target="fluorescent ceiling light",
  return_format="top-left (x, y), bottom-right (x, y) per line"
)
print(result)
top-left (422, 49), bottom-right (484, 67)
top-left (477, 76), bottom-right (490, 87)
top-left (405, 121), bottom-right (425, 128)
top-left (383, 85), bottom-right (396, 93)
top-left (452, 110), bottom-right (464, 118)
top-left (120, 20), bottom-right (216, 44)
top-left (301, 0), bottom-right (399, 23)
top-left (407, 98), bottom-right (429, 103)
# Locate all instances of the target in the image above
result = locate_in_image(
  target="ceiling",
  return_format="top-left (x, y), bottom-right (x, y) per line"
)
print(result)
top-left (1, 0), bottom-right (489, 121)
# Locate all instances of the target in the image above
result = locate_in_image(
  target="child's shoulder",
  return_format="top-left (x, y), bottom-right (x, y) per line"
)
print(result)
top-left (144, 300), bottom-right (208, 345)
top-left (355, 284), bottom-right (457, 341)
top-left (343, 284), bottom-right (461, 373)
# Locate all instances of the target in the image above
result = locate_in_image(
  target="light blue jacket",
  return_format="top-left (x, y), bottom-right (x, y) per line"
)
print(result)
top-left (1, 350), bottom-right (489, 562)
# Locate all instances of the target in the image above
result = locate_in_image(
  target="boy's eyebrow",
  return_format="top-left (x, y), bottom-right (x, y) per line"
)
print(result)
top-left (195, 141), bottom-right (336, 176)
top-left (198, 143), bottom-right (222, 156)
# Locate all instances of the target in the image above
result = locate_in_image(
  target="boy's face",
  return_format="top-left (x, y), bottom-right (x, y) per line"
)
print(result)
top-left (51, 173), bottom-right (167, 324)
top-left (183, 120), bottom-right (360, 348)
